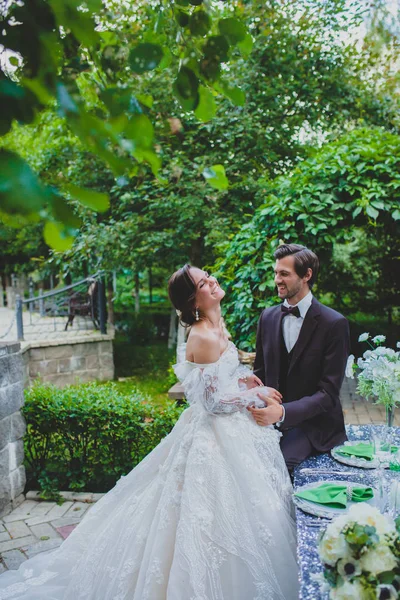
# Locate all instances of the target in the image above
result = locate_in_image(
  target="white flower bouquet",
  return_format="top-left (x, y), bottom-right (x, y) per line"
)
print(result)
top-left (318, 503), bottom-right (400, 599)
top-left (346, 335), bottom-right (400, 410)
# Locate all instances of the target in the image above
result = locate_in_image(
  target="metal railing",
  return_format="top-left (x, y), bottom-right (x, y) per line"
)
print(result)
top-left (14, 272), bottom-right (107, 341)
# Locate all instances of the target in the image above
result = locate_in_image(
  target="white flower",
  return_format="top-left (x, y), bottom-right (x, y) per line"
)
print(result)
top-left (372, 335), bottom-right (386, 345)
top-left (360, 545), bottom-right (397, 576)
top-left (319, 530), bottom-right (348, 566)
top-left (358, 332), bottom-right (370, 343)
top-left (397, 342), bottom-right (400, 349)
top-left (347, 503), bottom-right (395, 536)
top-left (346, 355), bottom-right (355, 379)
top-left (337, 557), bottom-right (362, 579)
top-left (376, 584), bottom-right (398, 600)
top-left (330, 579), bottom-right (367, 599)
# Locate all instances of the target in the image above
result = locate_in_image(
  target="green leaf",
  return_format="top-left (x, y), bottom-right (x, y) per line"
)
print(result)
top-left (49, 0), bottom-right (100, 48)
top-left (203, 36), bottom-right (230, 63)
top-left (132, 148), bottom-right (161, 176)
top-left (218, 18), bottom-right (247, 45)
top-left (125, 114), bottom-right (154, 149)
top-left (43, 221), bottom-right (75, 251)
top-left (202, 164), bottom-right (229, 190)
top-left (0, 149), bottom-right (47, 214)
top-left (200, 57), bottom-right (221, 82)
top-left (366, 204), bottom-right (379, 220)
top-left (370, 200), bottom-right (385, 210)
top-left (219, 81), bottom-right (245, 106)
top-left (64, 184), bottom-right (110, 212)
top-left (173, 67), bottom-right (200, 111)
top-left (393, 209), bottom-right (400, 220)
top-left (237, 32), bottom-right (253, 56)
top-left (189, 11), bottom-right (211, 36)
top-left (136, 94), bottom-right (154, 108)
top-left (129, 43), bottom-right (164, 73)
top-left (175, 9), bottom-right (189, 27)
top-left (194, 86), bottom-right (216, 122)
top-left (8, 56), bottom-right (19, 67)
top-left (158, 46), bottom-right (172, 70)
top-left (100, 88), bottom-right (138, 117)
top-left (189, 0), bottom-right (202, 5)
top-left (22, 78), bottom-right (53, 105)
top-left (49, 195), bottom-right (82, 228)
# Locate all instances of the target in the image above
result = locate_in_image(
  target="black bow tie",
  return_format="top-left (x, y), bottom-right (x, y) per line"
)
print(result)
top-left (281, 305), bottom-right (301, 318)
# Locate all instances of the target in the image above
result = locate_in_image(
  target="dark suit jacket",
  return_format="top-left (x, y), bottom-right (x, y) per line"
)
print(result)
top-left (253, 298), bottom-right (349, 453)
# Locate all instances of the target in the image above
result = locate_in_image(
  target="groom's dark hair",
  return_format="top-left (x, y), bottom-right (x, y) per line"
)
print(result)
top-left (274, 244), bottom-right (319, 288)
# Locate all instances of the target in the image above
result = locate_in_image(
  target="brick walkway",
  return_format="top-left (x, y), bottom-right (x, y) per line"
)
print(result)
top-left (341, 376), bottom-right (400, 426)
top-left (0, 491), bottom-right (104, 573)
top-left (1, 379), bottom-right (396, 573)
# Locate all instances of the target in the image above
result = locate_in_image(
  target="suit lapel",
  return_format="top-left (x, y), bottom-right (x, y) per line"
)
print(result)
top-left (288, 298), bottom-right (321, 374)
top-left (267, 308), bottom-right (284, 387)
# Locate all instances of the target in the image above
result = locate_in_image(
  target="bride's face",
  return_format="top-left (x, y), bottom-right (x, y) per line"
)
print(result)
top-left (190, 267), bottom-right (225, 311)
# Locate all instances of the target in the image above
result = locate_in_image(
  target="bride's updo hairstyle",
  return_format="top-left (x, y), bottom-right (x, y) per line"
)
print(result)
top-left (168, 264), bottom-right (198, 327)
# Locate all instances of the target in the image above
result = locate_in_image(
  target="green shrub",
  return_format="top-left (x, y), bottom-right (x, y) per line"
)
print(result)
top-left (23, 381), bottom-right (184, 493)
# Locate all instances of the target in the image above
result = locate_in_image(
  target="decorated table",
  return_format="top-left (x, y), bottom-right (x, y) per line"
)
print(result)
top-left (293, 424), bottom-right (400, 599)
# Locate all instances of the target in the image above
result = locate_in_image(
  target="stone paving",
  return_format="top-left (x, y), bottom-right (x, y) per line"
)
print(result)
top-left (0, 307), bottom-right (103, 345)
top-left (0, 491), bottom-right (104, 573)
top-left (341, 376), bottom-right (400, 426)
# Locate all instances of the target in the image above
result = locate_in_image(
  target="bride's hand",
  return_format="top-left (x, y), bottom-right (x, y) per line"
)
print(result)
top-left (257, 387), bottom-right (282, 405)
top-left (239, 373), bottom-right (263, 390)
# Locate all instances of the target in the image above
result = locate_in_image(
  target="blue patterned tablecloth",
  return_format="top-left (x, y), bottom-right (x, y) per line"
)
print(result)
top-left (293, 424), bottom-right (400, 599)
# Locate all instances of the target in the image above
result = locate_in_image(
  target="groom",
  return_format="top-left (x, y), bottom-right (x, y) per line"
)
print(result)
top-left (249, 244), bottom-right (350, 472)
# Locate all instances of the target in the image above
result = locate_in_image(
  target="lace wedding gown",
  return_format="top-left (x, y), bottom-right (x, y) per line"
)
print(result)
top-left (0, 341), bottom-right (298, 600)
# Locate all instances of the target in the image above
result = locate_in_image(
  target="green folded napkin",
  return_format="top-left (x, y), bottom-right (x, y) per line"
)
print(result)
top-left (337, 443), bottom-right (398, 461)
top-left (336, 443), bottom-right (375, 461)
top-left (294, 482), bottom-right (374, 509)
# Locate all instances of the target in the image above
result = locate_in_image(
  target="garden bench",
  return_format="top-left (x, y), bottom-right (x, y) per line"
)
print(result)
top-left (64, 280), bottom-right (99, 330)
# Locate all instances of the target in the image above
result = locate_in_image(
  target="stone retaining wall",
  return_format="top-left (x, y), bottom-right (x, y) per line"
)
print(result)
top-left (0, 342), bottom-right (26, 517)
top-left (21, 335), bottom-right (115, 388)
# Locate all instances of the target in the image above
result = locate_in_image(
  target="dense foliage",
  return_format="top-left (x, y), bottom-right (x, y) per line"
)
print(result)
top-left (2, 0), bottom-right (399, 266)
top-left (215, 126), bottom-right (400, 349)
top-left (23, 381), bottom-right (184, 494)
top-left (1, 0), bottom-right (257, 249)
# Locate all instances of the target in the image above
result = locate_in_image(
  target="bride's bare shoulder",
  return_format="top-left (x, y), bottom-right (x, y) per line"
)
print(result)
top-left (186, 328), bottom-right (220, 364)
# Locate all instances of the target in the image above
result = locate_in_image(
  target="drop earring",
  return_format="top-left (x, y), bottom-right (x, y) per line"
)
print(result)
top-left (195, 308), bottom-right (199, 321)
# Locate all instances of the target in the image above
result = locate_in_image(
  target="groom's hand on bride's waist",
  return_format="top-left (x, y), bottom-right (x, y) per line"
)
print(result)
top-left (247, 390), bottom-right (284, 426)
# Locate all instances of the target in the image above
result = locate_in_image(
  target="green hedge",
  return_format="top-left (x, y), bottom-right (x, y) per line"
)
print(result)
top-left (23, 381), bottom-right (184, 496)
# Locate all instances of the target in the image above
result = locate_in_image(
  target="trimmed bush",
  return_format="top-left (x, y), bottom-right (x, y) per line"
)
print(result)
top-left (23, 381), bottom-right (184, 494)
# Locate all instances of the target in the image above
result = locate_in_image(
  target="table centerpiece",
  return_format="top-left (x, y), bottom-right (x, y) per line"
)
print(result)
top-left (317, 503), bottom-right (400, 600)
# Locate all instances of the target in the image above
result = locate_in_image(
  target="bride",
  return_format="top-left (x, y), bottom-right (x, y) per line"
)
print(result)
top-left (0, 264), bottom-right (298, 600)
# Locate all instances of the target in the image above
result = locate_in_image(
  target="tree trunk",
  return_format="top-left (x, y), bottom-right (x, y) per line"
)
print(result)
top-left (190, 237), bottom-right (204, 267)
top-left (106, 276), bottom-right (115, 325)
top-left (135, 272), bottom-right (140, 314)
top-left (149, 267), bottom-right (153, 304)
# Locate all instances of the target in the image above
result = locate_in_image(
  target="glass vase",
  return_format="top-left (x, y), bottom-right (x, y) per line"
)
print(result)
top-left (386, 405), bottom-right (395, 428)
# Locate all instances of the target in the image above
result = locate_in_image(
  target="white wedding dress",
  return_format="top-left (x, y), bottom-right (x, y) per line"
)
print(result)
top-left (0, 341), bottom-right (299, 600)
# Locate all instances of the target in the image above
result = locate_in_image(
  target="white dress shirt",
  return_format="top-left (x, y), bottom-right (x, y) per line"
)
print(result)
top-left (282, 292), bottom-right (313, 353)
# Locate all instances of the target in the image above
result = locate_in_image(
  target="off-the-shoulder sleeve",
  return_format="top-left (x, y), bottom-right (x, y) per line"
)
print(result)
top-left (175, 361), bottom-right (263, 414)
top-left (236, 364), bottom-right (252, 381)
top-left (201, 362), bottom-right (259, 414)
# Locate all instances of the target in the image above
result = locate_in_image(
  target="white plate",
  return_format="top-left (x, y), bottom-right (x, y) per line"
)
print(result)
top-left (331, 443), bottom-right (381, 469)
top-left (293, 479), bottom-right (380, 518)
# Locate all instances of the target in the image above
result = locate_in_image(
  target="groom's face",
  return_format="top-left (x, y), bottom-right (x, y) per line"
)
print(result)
top-left (274, 256), bottom-right (305, 301)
